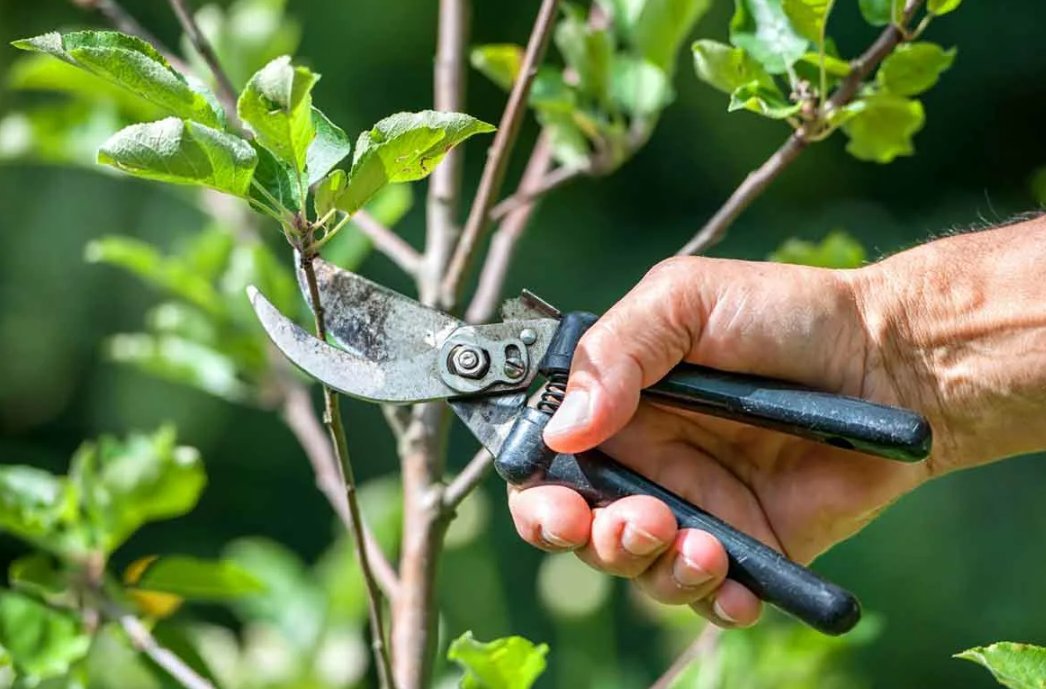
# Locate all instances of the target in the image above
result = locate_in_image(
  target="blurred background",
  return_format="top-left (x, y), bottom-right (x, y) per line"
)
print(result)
top-left (1, 1), bottom-right (1045, 687)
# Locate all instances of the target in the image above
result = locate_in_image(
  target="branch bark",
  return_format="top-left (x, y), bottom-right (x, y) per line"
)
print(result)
top-left (488, 163), bottom-right (581, 223)
top-left (678, 0), bottom-right (926, 256)
top-left (440, 0), bottom-right (562, 308)
top-left (117, 610), bottom-right (216, 689)
top-left (167, 0), bottom-right (241, 128)
top-left (354, 210), bottom-right (423, 276)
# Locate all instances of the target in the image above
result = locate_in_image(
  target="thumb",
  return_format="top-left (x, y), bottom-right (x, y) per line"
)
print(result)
top-left (543, 258), bottom-right (708, 453)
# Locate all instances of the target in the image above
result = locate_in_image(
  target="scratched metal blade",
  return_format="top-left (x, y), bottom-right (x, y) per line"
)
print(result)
top-left (249, 286), bottom-right (458, 403)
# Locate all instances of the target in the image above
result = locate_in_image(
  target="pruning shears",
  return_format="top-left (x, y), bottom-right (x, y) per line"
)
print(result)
top-left (248, 256), bottom-right (932, 636)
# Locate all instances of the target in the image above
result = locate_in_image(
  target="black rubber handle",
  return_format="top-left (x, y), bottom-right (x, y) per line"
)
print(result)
top-left (644, 363), bottom-right (932, 462)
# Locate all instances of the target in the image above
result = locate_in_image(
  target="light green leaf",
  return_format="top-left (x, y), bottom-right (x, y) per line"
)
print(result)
top-left (12, 30), bottom-right (221, 127)
top-left (447, 631), bottom-right (549, 689)
top-left (98, 117), bottom-right (258, 196)
top-left (10, 554), bottom-right (69, 600)
top-left (877, 42), bottom-right (956, 96)
top-left (610, 57), bottom-right (673, 117)
top-left (858, 0), bottom-right (902, 26)
top-left (70, 427), bottom-right (206, 553)
top-left (250, 143), bottom-right (302, 213)
top-left (782, 0), bottom-right (833, 44)
top-left (730, 0), bottom-right (809, 74)
top-left (624, 0), bottom-right (713, 73)
top-left (841, 94), bottom-right (925, 163)
top-left (928, 0), bottom-right (962, 15)
top-left (956, 643), bottom-right (1046, 689)
top-left (0, 591), bottom-right (90, 683)
top-left (530, 67), bottom-right (578, 115)
top-left (129, 555), bottom-right (264, 600)
top-left (797, 50), bottom-right (851, 78)
top-left (237, 55), bottom-right (319, 172)
top-left (0, 467), bottom-right (77, 552)
top-left (555, 9), bottom-right (614, 104)
top-left (729, 81), bottom-right (801, 118)
top-left (305, 107), bottom-right (350, 186)
top-left (769, 230), bottom-right (866, 268)
top-left (692, 40), bottom-right (775, 94)
top-left (470, 44), bottom-right (524, 91)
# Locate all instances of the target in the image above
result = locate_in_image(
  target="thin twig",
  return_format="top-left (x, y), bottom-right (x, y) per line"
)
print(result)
top-left (488, 164), bottom-right (582, 222)
top-left (299, 253), bottom-right (396, 689)
top-left (465, 130), bottom-right (555, 324)
top-left (167, 0), bottom-right (241, 128)
top-left (117, 610), bottom-right (216, 689)
top-left (443, 447), bottom-right (493, 511)
top-left (678, 0), bottom-right (926, 255)
top-left (71, 0), bottom-right (190, 73)
top-left (353, 210), bottom-right (422, 276)
top-left (440, 0), bottom-right (562, 308)
top-left (649, 624), bottom-right (722, 689)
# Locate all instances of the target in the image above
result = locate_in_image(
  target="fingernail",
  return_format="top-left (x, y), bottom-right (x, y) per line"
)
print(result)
top-left (621, 524), bottom-right (664, 557)
top-left (540, 526), bottom-right (576, 550)
top-left (712, 598), bottom-right (738, 624)
top-left (672, 556), bottom-right (713, 588)
top-left (544, 391), bottom-right (591, 438)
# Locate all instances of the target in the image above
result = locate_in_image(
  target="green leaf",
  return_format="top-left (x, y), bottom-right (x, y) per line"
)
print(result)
top-left (250, 143), bottom-right (302, 213)
top-left (840, 94), bottom-right (925, 163)
top-left (129, 555), bottom-right (264, 601)
top-left (555, 9), bottom-right (614, 104)
top-left (729, 81), bottom-right (801, 118)
top-left (0, 467), bottom-right (77, 552)
top-left (470, 44), bottom-right (524, 91)
top-left (71, 427), bottom-right (206, 553)
top-left (333, 111), bottom-right (494, 213)
top-left (797, 50), bottom-right (851, 78)
top-left (1030, 166), bottom-right (1046, 206)
top-left (730, 0), bottom-right (809, 74)
top-left (858, 0), bottom-right (902, 26)
top-left (10, 554), bottom-right (69, 600)
top-left (956, 643), bottom-right (1046, 689)
top-left (877, 42), bottom-right (956, 96)
top-left (609, 57), bottom-right (673, 117)
top-left (447, 631), bottom-right (549, 689)
top-left (782, 0), bottom-right (833, 44)
top-left (305, 107), bottom-right (351, 186)
top-left (769, 230), bottom-right (866, 268)
top-left (0, 591), bottom-right (90, 683)
top-left (323, 184), bottom-right (415, 270)
top-left (237, 56), bottom-right (319, 172)
top-left (530, 68), bottom-right (578, 115)
top-left (12, 31), bottom-right (221, 127)
top-left (221, 240), bottom-right (298, 328)
top-left (98, 117), bottom-right (258, 196)
top-left (603, 0), bottom-right (713, 73)
top-left (928, 0), bottom-right (962, 15)
top-left (692, 40), bottom-right (775, 94)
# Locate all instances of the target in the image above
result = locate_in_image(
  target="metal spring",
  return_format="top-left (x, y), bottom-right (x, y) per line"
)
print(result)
top-left (536, 372), bottom-right (568, 415)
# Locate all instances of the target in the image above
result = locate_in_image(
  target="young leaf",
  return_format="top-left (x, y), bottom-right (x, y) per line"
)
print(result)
top-left (250, 144), bottom-right (303, 213)
top-left (928, 0), bottom-right (962, 15)
top-left (306, 107), bottom-right (351, 186)
top-left (956, 643), bottom-right (1046, 689)
top-left (692, 40), bottom-right (775, 94)
top-left (840, 94), bottom-right (925, 163)
top-left (730, 0), bottom-right (809, 74)
top-left (12, 31), bottom-right (222, 127)
top-left (625, 0), bottom-right (714, 73)
top-left (470, 44), bottom-right (524, 91)
top-left (237, 56), bottom-right (319, 172)
top-left (0, 467), bottom-right (77, 551)
top-left (769, 230), bottom-right (866, 268)
top-left (609, 57), bottom-right (673, 117)
top-left (877, 42), bottom-right (957, 96)
top-left (10, 554), bottom-right (69, 601)
top-left (0, 591), bottom-right (90, 683)
top-left (127, 555), bottom-right (264, 601)
top-left (98, 117), bottom-right (258, 196)
top-left (782, 0), bottom-right (833, 44)
top-left (797, 51), bottom-right (851, 79)
top-left (447, 631), bottom-right (549, 689)
top-left (858, 0), bottom-right (902, 26)
top-left (555, 10), bottom-right (614, 105)
top-left (729, 81), bottom-right (801, 118)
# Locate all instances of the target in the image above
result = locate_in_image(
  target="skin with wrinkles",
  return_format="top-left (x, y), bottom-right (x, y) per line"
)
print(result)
top-left (506, 216), bottom-right (1046, 628)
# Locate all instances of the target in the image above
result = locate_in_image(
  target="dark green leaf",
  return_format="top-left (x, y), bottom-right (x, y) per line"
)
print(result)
top-left (729, 81), bottom-right (801, 118)
top-left (130, 556), bottom-right (264, 601)
top-left (555, 10), bottom-right (614, 104)
top-left (306, 107), bottom-right (351, 186)
top-left (730, 0), bottom-right (809, 74)
top-left (769, 230), bottom-right (866, 268)
top-left (98, 117), bottom-right (258, 196)
top-left (877, 42), bottom-right (956, 96)
top-left (237, 56), bottom-right (319, 172)
top-left (840, 94), bottom-right (925, 163)
top-left (692, 40), bottom-right (776, 94)
top-left (12, 31), bottom-right (221, 127)
top-left (858, 0), bottom-right (902, 26)
top-left (782, 0), bottom-right (833, 44)
top-left (448, 631), bottom-right (549, 689)
top-left (71, 427), bottom-right (206, 553)
top-left (609, 57), bottom-right (673, 117)
top-left (928, 0), bottom-right (962, 15)
top-left (0, 467), bottom-right (77, 552)
top-left (470, 44), bottom-right (524, 91)
top-left (249, 143), bottom-right (302, 214)
top-left (10, 554), bottom-right (69, 600)
top-left (956, 643), bottom-right (1046, 689)
top-left (0, 591), bottom-right (90, 682)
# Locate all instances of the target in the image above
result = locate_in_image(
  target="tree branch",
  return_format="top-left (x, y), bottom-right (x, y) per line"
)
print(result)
top-left (299, 253), bottom-right (396, 689)
top-left (71, 0), bottom-right (190, 72)
top-left (465, 130), bottom-right (555, 324)
top-left (678, 0), bottom-right (926, 256)
top-left (440, 0), bottom-right (562, 308)
top-left (488, 163), bottom-right (581, 223)
top-left (116, 610), bottom-right (216, 689)
top-left (649, 624), bottom-right (721, 689)
top-left (167, 0), bottom-right (241, 128)
top-left (442, 447), bottom-right (492, 512)
top-left (354, 210), bottom-right (423, 276)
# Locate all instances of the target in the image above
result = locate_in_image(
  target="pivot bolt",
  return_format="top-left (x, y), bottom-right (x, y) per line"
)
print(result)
top-left (449, 345), bottom-right (489, 379)
top-left (520, 328), bottom-right (537, 346)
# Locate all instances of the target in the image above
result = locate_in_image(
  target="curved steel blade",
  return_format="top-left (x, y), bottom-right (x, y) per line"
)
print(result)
top-left (249, 286), bottom-right (458, 403)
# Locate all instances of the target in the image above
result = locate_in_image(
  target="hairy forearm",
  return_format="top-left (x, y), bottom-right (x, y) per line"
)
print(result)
top-left (854, 215), bottom-right (1046, 474)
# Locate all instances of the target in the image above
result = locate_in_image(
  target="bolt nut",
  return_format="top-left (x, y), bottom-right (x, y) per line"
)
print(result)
top-left (449, 345), bottom-right (489, 379)
top-left (520, 328), bottom-right (537, 346)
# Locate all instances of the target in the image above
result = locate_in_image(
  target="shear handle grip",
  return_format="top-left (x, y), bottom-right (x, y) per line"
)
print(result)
top-left (539, 446), bottom-right (861, 636)
top-left (644, 363), bottom-right (932, 462)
